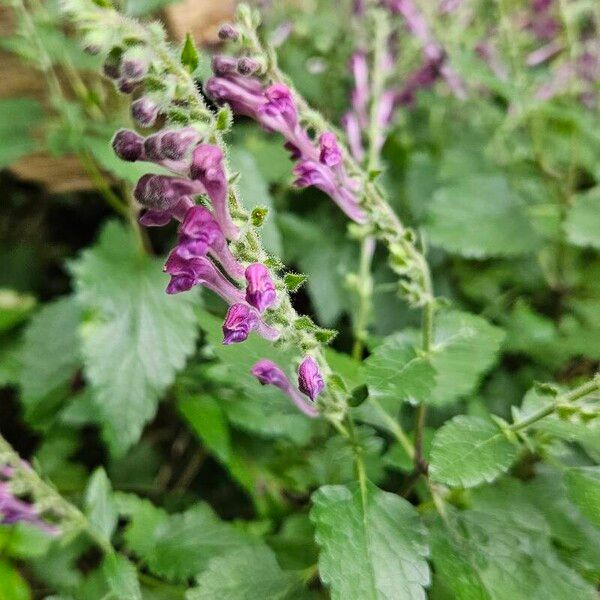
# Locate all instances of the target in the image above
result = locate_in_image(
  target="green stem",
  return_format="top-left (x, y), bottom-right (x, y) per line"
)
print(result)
top-left (369, 397), bottom-right (415, 460)
top-left (352, 236), bottom-right (375, 361)
top-left (347, 415), bottom-right (368, 501)
top-left (510, 377), bottom-right (600, 433)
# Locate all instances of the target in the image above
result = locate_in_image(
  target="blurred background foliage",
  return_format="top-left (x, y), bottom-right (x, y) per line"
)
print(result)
top-left (0, 0), bottom-right (599, 598)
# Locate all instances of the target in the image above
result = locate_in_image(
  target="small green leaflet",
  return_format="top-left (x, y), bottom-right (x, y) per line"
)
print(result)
top-left (429, 415), bottom-right (517, 488)
top-left (426, 175), bottom-right (539, 258)
top-left (70, 221), bottom-right (199, 456)
top-left (186, 546), bottom-right (309, 600)
top-left (19, 296), bottom-right (81, 427)
top-left (181, 33), bottom-right (200, 73)
top-left (84, 468), bottom-right (117, 544)
top-left (564, 187), bottom-right (600, 249)
top-left (311, 482), bottom-right (429, 600)
top-left (564, 467), bottom-right (600, 529)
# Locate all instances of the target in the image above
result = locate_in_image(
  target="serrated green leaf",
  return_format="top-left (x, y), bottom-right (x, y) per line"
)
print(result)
top-left (101, 554), bottom-right (142, 600)
top-left (19, 296), bottom-right (81, 427)
top-left (85, 468), bottom-right (117, 543)
top-left (564, 187), bottom-right (600, 249)
top-left (365, 335), bottom-right (436, 406)
top-left (215, 105), bottom-right (233, 132)
top-left (565, 467), bottom-right (600, 529)
top-left (181, 33), bottom-right (199, 73)
top-left (0, 98), bottom-right (44, 168)
top-left (186, 546), bottom-right (309, 600)
top-left (123, 500), bottom-right (258, 583)
top-left (284, 273), bottom-right (308, 292)
top-left (427, 311), bottom-right (505, 406)
top-left (311, 481), bottom-right (429, 600)
top-left (429, 415), bottom-right (518, 488)
top-left (70, 221), bottom-right (198, 456)
top-left (426, 175), bottom-right (539, 258)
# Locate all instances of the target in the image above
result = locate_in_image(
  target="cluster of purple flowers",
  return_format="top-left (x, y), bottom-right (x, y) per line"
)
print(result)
top-left (113, 127), bottom-right (280, 345)
top-left (0, 466), bottom-right (58, 534)
top-left (252, 356), bottom-right (324, 417)
top-left (205, 65), bottom-right (366, 224)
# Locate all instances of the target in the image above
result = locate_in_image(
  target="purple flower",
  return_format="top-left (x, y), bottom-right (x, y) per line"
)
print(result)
top-left (350, 52), bottom-right (369, 128)
top-left (178, 206), bottom-right (245, 279)
top-left (237, 57), bottom-right (261, 76)
top-left (222, 303), bottom-right (259, 344)
top-left (298, 356), bottom-right (325, 401)
top-left (112, 129), bottom-right (145, 162)
top-left (245, 263), bottom-right (277, 312)
top-left (212, 55), bottom-right (238, 76)
top-left (205, 75), bottom-right (265, 118)
top-left (341, 112), bottom-right (365, 162)
top-left (144, 128), bottom-right (201, 162)
top-left (218, 23), bottom-right (239, 41)
top-left (318, 132), bottom-right (343, 167)
top-left (164, 252), bottom-right (243, 302)
top-left (131, 97), bottom-right (159, 128)
top-left (190, 144), bottom-right (239, 240)
top-left (260, 84), bottom-right (298, 128)
top-left (121, 57), bottom-right (147, 80)
top-left (134, 174), bottom-right (200, 211)
top-left (251, 359), bottom-right (319, 417)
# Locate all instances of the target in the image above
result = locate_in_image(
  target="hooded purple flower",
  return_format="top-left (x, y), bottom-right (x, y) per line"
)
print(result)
top-left (222, 303), bottom-right (280, 345)
top-left (212, 55), bottom-right (238, 76)
top-left (134, 174), bottom-right (200, 212)
top-left (190, 144), bottom-right (239, 240)
top-left (177, 206), bottom-right (245, 279)
top-left (318, 132), bottom-right (343, 167)
top-left (245, 263), bottom-right (277, 312)
top-left (297, 356), bottom-right (325, 401)
top-left (260, 84), bottom-right (298, 128)
top-left (251, 359), bottom-right (319, 417)
top-left (163, 252), bottom-right (243, 302)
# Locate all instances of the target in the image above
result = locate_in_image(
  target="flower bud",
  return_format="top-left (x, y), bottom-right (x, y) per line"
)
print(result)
top-left (134, 174), bottom-right (198, 211)
top-left (131, 97), bottom-right (159, 128)
top-left (237, 56), bottom-right (261, 76)
top-left (218, 23), bottom-right (239, 41)
top-left (318, 132), bottom-right (342, 167)
top-left (298, 356), bottom-right (325, 401)
top-left (212, 55), bottom-right (238, 75)
top-left (117, 78), bottom-right (139, 94)
top-left (112, 129), bottom-right (144, 162)
top-left (245, 263), bottom-right (276, 312)
top-left (144, 128), bottom-right (201, 161)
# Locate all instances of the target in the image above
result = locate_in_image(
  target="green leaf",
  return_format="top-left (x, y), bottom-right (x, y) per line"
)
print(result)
top-left (101, 554), bottom-right (142, 600)
top-left (429, 415), bottom-right (518, 488)
top-left (364, 335), bottom-right (436, 406)
top-left (70, 221), bottom-right (198, 456)
top-left (19, 296), bottom-right (81, 426)
top-left (565, 467), bottom-right (600, 529)
top-left (426, 175), bottom-right (539, 258)
top-left (181, 33), bottom-right (200, 73)
top-left (311, 482), bottom-right (429, 600)
top-left (0, 559), bottom-right (31, 600)
top-left (85, 468), bottom-right (117, 543)
top-left (186, 546), bottom-right (309, 600)
top-left (426, 311), bottom-right (504, 406)
top-left (0, 98), bottom-right (44, 168)
top-left (564, 187), bottom-right (600, 249)
top-left (284, 273), bottom-right (308, 292)
top-left (0, 290), bottom-right (35, 333)
top-left (122, 499), bottom-right (258, 583)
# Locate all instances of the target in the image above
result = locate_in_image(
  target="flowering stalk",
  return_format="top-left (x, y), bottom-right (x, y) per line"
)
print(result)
top-left (62, 0), bottom-right (348, 422)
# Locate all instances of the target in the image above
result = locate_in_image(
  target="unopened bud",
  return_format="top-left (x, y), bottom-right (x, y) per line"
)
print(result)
top-left (237, 56), bottom-right (261, 76)
top-left (211, 55), bottom-right (238, 75)
top-left (112, 129), bottom-right (144, 162)
top-left (218, 23), bottom-right (239, 41)
top-left (131, 97), bottom-right (159, 128)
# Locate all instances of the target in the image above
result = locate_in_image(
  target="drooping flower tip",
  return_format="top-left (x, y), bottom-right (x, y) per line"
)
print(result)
top-left (298, 356), bottom-right (325, 401)
top-left (218, 23), bottom-right (239, 41)
top-left (212, 54), bottom-right (238, 76)
top-left (131, 97), bottom-right (159, 128)
top-left (245, 263), bottom-right (277, 312)
top-left (176, 205), bottom-right (220, 259)
top-left (261, 84), bottom-right (297, 126)
top-left (237, 56), bottom-right (261, 76)
top-left (112, 129), bottom-right (144, 162)
top-left (251, 359), bottom-right (288, 387)
top-left (222, 303), bottom-right (258, 345)
top-left (318, 132), bottom-right (343, 167)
